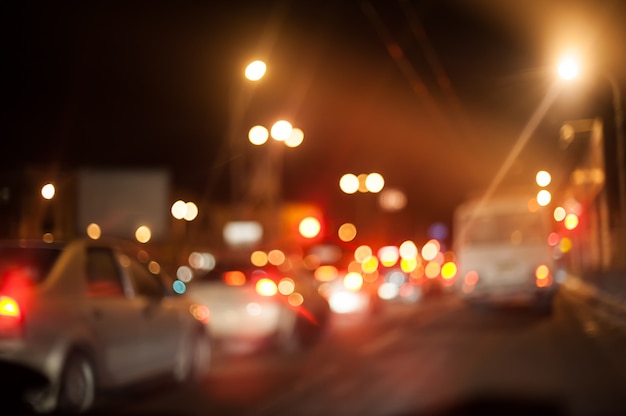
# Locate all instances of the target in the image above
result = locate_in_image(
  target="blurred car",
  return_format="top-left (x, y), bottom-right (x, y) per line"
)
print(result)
top-left (0, 238), bottom-right (211, 414)
top-left (318, 269), bottom-right (381, 315)
top-left (186, 258), bottom-right (330, 353)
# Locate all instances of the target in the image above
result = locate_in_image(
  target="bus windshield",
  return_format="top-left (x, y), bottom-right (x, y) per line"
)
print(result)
top-left (462, 211), bottom-right (548, 246)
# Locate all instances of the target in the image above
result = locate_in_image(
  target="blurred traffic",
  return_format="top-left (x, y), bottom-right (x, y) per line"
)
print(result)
top-left (4, 1), bottom-right (626, 415)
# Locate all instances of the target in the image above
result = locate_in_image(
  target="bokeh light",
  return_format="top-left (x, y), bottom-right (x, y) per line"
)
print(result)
top-left (288, 292), bottom-right (304, 307)
top-left (86, 223), bottom-right (101, 240)
top-left (135, 225), bottom-right (151, 243)
top-left (256, 278), bottom-right (278, 296)
top-left (270, 120), bottom-right (293, 141)
top-left (343, 272), bottom-right (364, 291)
top-left (379, 188), bottom-right (407, 212)
top-left (188, 252), bottom-right (216, 271)
top-left (338, 223), bottom-right (357, 242)
top-left (557, 55), bottom-right (580, 80)
top-left (339, 174), bottom-right (359, 194)
top-left (536, 170), bottom-right (552, 187)
top-left (245, 60), bottom-right (267, 81)
top-left (365, 173), bottom-right (385, 193)
top-left (176, 266), bottom-right (194, 283)
top-left (441, 262), bottom-right (457, 280)
top-left (299, 216), bottom-right (321, 239)
top-left (378, 246), bottom-right (399, 267)
top-left (249, 125), bottom-right (269, 145)
top-left (268, 249), bottom-right (286, 266)
top-left (424, 261), bottom-right (441, 279)
top-left (400, 258), bottom-right (418, 273)
top-left (314, 265), bottom-right (338, 282)
top-left (361, 256), bottom-right (379, 274)
top-left (184, 202), bottom-right (198, 221)
top-left (171, 200), bottom-right (187, 219)
top-left (250, 250), bottom-right (269, 267)
top-left (554, 206), bottom-right (566, 222)
top-left (354, 245), bottom-right (373, 263)
top-left (224, 270), bottom-right (246, 286)
top-left (564, 213), bottom-right (579, 230)
top-left (285, 128), bottom-right (304, 148)
top-left (421, 240), bottom-right (440, 261)
top-left (172, 280), bottom-right (186, 294)
top-left (399, 240), bottom-right (418, 259)
top-left (278, 278), bottom-right (295, 295)
top-left (428, 223), bottom-right (449, 241)
top-left (41, 183), bottom-right (55, 200)
top-left (537, 190), bottom-right (552, 207)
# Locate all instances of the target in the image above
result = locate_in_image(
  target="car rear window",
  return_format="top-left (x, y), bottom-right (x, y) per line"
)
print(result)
top-left (0, 246), bottom-right (63, 287)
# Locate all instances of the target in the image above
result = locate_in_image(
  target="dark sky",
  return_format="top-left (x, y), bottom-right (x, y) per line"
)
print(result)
top-left (3, 0), bottom-right (626, 242)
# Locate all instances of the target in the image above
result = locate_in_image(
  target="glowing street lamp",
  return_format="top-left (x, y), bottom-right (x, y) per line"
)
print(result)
top-left (41, 183), bottom-right (55, 200)
top-left (557, 54), bottom-right (626, 264)
top-left (270, 120), bottom-right (293, 142)
top-left (245, 60), bottom-right (267, 82)
top-left (536, 170), bottom-right (552, 187)
top-left (557, 55), bottom-right (580, 81)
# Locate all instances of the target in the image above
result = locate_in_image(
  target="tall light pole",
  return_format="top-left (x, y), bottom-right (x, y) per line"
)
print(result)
top-left (558, 55), bottom-right (626, 268)
top-left (228, 60), bottom-right (267, 220)
top-left (247, 120), bottom-right (303, 244)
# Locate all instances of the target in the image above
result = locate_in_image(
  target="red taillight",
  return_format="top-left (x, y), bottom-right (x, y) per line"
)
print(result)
top-left (223, 271), bottom-right (246, 286)
top-left (0, 295), bottom-right (20, 319)
top-left (0, 295), bottom-right (23, 338)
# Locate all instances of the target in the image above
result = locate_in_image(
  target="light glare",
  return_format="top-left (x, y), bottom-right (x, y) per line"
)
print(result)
top-left (245, 60), bottom-right (267, 81)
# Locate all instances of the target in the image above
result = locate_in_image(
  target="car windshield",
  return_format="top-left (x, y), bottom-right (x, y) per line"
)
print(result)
top-left (0, 246), bottom-right (62, 287)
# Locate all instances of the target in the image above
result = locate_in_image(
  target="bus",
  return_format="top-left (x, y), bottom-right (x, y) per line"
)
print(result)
top-left (453, 194), bottom-right (559, 311)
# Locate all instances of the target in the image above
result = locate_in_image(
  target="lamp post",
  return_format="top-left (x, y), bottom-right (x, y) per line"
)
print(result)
top-left (558, 56), bottom-right (626, 268)
top-left (247, 120), bottom-right (303, 244)
top-left (228, 60), bottom-right (267, 220)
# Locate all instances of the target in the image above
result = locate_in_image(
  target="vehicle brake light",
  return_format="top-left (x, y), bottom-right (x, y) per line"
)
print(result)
top-left (0, 296), bottom-right (20, 318)
top-left (223, 271), bottom-right (246, 286)
top-left (0, 295), bottom-right (23, 338)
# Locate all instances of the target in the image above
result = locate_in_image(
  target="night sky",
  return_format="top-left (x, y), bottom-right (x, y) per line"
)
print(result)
top-left (3, 0), bottom-right (626, 242)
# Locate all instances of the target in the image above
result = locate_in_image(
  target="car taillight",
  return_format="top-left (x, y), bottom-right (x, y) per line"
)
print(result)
top-left (0, 295), bottom-right (23, 338)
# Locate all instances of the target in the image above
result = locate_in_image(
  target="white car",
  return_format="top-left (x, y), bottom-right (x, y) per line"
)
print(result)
top-left (187, 261), bottom-right (330, 353)
top-left (0, 238), bottom-right (211, 414)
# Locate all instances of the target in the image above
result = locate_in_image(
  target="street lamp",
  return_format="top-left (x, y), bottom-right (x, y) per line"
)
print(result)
top-left (228, 59), bottom-right (267, 219)
top-left (557, 55), bottom-right (626, 267)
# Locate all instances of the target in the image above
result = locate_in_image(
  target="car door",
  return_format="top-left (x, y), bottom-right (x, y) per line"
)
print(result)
top-left (122, 255), bottom-right (181, 376)
top-left (84, 246), bottom-right (150, 384)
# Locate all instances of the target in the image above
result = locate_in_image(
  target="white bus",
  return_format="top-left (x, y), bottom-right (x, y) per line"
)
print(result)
top-left (453, 194), bottom-right (558, 311)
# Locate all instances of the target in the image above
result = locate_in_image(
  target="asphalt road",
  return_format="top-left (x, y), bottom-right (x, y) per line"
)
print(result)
top-left (85, 287), bottom-right (626, 416)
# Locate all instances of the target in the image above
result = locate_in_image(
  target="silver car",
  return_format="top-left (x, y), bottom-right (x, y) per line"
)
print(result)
top-left (0, 238), bottom-right (211, 414)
